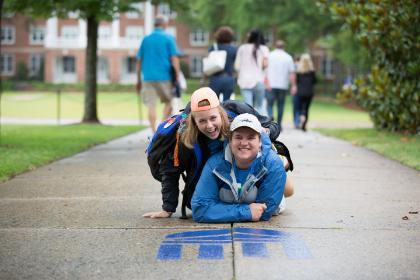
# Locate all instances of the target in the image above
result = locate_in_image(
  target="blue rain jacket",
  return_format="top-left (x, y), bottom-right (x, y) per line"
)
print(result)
top-left (191, 133), bottom-right (286, 223)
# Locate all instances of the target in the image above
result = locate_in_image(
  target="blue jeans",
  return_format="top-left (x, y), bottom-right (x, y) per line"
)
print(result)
top-left (292, 94), bottom-right (300, 128)
top-left (240, 82), bottom-right (265, 114)
top-left (266, 88), bottom-right (287, 129)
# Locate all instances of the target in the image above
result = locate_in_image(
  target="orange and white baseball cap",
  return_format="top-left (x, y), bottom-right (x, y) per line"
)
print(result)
top-left (190, 87), bottom-right (220, 112)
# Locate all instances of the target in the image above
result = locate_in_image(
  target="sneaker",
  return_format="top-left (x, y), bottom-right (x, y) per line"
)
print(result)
top-left (273, 196), bottom-right (286, 215)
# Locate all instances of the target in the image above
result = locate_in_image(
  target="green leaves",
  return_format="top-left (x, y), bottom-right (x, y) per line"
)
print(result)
top-left (321, 0), bottom-right (420, 133)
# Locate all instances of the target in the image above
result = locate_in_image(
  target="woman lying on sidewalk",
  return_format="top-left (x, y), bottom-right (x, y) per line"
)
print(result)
top-left (191, 113), bottom-right (286, 222)
top-left (143, 87), bottom-right (293, 219)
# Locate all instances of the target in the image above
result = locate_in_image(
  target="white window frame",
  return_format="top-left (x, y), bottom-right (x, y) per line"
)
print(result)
top-left (189, 29), bottom-right (209, 46)
top-left (126, 57), bottom-right (137, 74)
top-left (166, 27), bottom-right (177, 39)
top-left (28, 54), bottom-right (44, 77)
top-left (157, 4), bottom-right (177, 19)
top-left (1, 54), bottom-right (15, 76)
top-left (264, 31), bottom-right (273, 47)
top-left (62, 56), bottom-right (76, 73)
top-left (61, 26), bottom-right (79, 40)
top-left (29, 26), bottom-right (46, 45)
top-left (67, 11), bottom-right (79, 19)
top-left (125, 26), bottom-right (144, 41)
top-left (126, 3), bottom-right (144, 18)
top-left (1, 26), bottom-right (15, 44)
top-left (322, 56), bottom-right (334, 79)
top-left (190, 56), bottom-right (203, 77)
top-left (98, 26), bottom-right (112, 40)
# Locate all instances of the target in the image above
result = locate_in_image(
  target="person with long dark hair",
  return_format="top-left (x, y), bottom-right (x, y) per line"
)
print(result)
top-left (235, 29), bottom-right (269, 114)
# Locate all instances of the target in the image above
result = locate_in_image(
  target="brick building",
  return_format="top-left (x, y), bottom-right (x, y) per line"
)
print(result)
top-left (1, 3), bottom-right (210, 84)
top-left (1, 2), bottom-right (336, 86)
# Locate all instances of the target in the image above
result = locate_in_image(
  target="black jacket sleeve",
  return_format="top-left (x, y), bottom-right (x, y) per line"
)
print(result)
top-left (158, 152), bottom-right (181, 213)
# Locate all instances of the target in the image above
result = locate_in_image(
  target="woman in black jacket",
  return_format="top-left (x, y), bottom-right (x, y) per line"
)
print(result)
top-left (296, 53), bottom-right (317, 131)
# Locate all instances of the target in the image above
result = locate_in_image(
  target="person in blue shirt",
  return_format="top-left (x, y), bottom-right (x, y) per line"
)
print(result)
top-left (136, 14), bottom-right (181, 132)
top-left (191, 113), bottom-right (286, 223)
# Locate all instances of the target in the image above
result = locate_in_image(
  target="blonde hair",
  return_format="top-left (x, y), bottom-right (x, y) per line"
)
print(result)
top-left (181, 106), bottom-right (230, 149)
top-left (297, 53), bottom-right (314, 73)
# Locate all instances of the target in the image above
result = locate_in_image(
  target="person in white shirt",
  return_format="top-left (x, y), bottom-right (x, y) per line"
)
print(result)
top-left (235, 29), bottom-right (270, 114)
top-left (265, 40), bottom-right (297, 131)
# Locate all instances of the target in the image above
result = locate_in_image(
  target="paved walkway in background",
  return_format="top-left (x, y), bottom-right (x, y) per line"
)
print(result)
top-left (0, 127), bottom-right (419, 279)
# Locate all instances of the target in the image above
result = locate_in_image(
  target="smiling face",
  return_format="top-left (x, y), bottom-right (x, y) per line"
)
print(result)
top-left (229, 127), bottom-right (261, 169)
top-left (193, 107), bottom-right (223, 140)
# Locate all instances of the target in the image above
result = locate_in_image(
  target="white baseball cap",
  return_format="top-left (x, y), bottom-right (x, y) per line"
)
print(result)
top-left (230, 113), bottom-right (262, 134)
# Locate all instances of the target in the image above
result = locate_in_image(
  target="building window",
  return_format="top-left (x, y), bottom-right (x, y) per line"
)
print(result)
top-left (191, 56), bottom-right (203, 77)
top-left (189, 29), bottom-right (209, 46)
top-left (1, 54), bottom-right (14, 75)
top-left (166, 27), bottom-right (177, 39)
top-left (63, 56), bottom-right (75, 73)
top-left (264, 31), bottom-right (273, 47)
top-left (29, 26), bottom-right (45, 44)
top-left (126, 26), bottom-right (143, 41)
top-left (1, 26), bottom-right (15, 44)
top-left (126, 3), bottom-right (144, 18)
top-left (322, 56), bottom-right (334, 79)
top-left (29, 54), bottom-right (44, 77)
top-left (67, 11), bottom-right (79, 19)
top-left (98, 26), bottom-right (111, 40)
top-left (157, 4), bottom-right (177, 18)
top-left (127, 57), bottom-right (137, 74)
top-left (61, 26), bottom-right (79, 40)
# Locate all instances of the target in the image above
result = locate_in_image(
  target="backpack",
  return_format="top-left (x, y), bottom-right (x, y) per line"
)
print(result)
top-left (146, 102), bottom-right (294, 219)
top-left (146, 112), bottom-right (188, 182)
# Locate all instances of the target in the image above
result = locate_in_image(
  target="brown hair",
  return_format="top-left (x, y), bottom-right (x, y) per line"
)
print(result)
top-left (181, 106), bottom-right (230, 149)
top-left (214, 26), bottom-right (234, 44)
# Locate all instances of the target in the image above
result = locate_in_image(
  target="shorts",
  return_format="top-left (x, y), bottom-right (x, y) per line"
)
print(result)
top-left (142, 81), bottom-right (172, 106)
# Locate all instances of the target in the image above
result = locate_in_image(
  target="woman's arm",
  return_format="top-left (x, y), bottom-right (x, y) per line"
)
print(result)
top-left (144, 153), bottom-right (181, 218)
top-left (191, 159), bottom-right (253, 223)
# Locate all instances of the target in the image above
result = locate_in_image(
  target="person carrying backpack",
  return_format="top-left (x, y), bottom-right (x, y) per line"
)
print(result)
top-left (143, 87), bottom-right (293, 219)
top-left (191, 113), bottom-right (285, 222)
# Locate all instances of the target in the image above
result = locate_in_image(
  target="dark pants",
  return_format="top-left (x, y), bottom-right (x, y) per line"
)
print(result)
top-left (296, 95), bottom-right (313, 130)
top-left (266, 88), bottom-right (287, 130)
top-left (209, 74), bottom-right (235, 101)
top-left (292, 94), bottom-right (300, 128)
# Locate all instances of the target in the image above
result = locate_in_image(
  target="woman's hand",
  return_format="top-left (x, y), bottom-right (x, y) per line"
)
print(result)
top-left (249, 203), bottom-right (267, 221)
top-left (143, 210), bottom-right (173, 218)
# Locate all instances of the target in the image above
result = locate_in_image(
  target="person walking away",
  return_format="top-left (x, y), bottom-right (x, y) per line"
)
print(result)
top-left (136, 14), bottom-right (181, 132)
top-left (265, 40), bottom-right (297, 131)
top-left (235, 29), bottom-right (269, 114)
top-left (207, 26), bottom-right (237, 101)
top-left (292, 55), bottom-right (301, 128)
top-left (296, 54), bottom-right (317, 131)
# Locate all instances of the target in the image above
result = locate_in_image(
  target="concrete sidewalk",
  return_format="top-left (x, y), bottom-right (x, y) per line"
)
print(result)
top-left (0, 128), bottom-right (419, 279)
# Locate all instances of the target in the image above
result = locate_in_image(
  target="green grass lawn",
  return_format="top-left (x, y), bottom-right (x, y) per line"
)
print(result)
top-left (1, 90), bottom-right (370, 125)
top-left (316, 128), bottom-right (420, 170)
top-left (0, 124), bottom-right (142, 182)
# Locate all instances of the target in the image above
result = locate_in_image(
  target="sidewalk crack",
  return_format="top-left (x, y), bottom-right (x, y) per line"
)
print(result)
top-left (230, 223), bottom-right (236, 280)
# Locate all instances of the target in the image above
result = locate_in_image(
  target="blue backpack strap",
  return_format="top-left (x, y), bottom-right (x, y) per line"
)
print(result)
top-left (226, 110), bottom-right (237, 120)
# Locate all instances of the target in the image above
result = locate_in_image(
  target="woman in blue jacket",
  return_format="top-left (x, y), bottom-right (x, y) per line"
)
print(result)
top-left (191, 113), bottom-right (286, 223)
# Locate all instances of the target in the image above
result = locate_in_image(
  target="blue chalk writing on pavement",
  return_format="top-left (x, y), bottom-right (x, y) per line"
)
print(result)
top-left (157, 228), bottom-right (312, 260)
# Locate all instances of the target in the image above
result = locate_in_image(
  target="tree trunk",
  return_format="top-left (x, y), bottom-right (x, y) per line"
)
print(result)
top-left (82, 15), bottom-right (100, 123)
